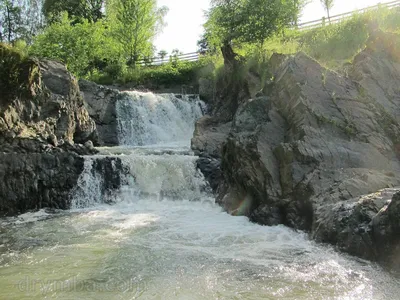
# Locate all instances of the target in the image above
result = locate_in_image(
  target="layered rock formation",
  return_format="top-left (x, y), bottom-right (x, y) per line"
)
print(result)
top-left (192, 31), bottom-right (400, 268)
top-left (0, 49), bottom-right (122, 216)
top-left (79, 79), bottom-right (121, 146)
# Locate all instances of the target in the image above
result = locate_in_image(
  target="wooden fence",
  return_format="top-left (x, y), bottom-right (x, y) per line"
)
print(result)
top-left (136, 52), bottom-right (200, 66)
top-left (137, 0), bottom-right (400, 65)
top-left (297, 0), bottom-right (400, 31)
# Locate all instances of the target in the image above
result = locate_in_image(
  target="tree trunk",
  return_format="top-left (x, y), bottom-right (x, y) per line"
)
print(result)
top-left (6, 4), bottom-right (11, 42)
top-left (221, 43), bottom-right (237, 67)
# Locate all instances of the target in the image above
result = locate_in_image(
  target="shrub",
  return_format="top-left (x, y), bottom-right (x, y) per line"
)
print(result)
top-left (0, 43), bottom-right (26, 99)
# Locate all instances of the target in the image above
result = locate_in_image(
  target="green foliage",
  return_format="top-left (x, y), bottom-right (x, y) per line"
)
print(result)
top-left (29, 13), bottom-right (121, 76)
top-left (87, 59), bottom-right (212, 88)
top-left (0, 0), bottom-right (26, 43)
top-left (43, 0), bottom-right (105, 23)
top-left (108, 0), bottom-right (167, 64)
top-left (0, 42), bottom-right (27, 98)
top-left (299, 14), bottom-right (369, 66)
top-left (232, 6), bottom-right (400, 70)
top-left (205, 0), bottom-right (304, 47)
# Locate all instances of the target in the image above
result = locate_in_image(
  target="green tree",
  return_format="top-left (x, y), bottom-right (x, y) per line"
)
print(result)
top-left (158, 49), bottom-right (167, 63)
top-left (109, 0), bottom-right (168, 65)
top-left (43, 0), bottom-right (105, 24)
top-left (205, 0), bottom-right (304, 47)
top-left (0, 0), bottom-right (26, 42)
top-left (320, 0), bottom-right (334, 23)
top-left (205, 0), bottom-right (244, 47)
top-left (170, 48), bottom-right (182, 67)
top-left (30, 13), bottom-right (120, 75)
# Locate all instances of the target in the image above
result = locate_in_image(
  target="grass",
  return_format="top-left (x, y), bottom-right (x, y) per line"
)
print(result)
top-left (86, 57), bottom-right (219, 88)
top-left (4, 7), bottom-right (400, 91)
top-left (235, 6), bottom-right (400, 70)
top-left (0, 43), bottom-right (29, 101)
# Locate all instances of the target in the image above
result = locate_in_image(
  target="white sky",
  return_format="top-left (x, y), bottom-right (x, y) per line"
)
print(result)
top-left (154, 0), bottom-right (390, 54)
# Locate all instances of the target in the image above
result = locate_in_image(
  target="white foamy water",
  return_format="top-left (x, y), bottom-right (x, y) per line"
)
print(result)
top-left (0, 92), bottom-right (399, 299)
top-left (116, 92), bottom-right (205, 147)
top-left (1, 198), bottom-right (399, 299)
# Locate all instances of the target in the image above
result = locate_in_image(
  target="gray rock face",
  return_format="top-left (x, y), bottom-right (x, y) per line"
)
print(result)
top-left (192, 116), bottom-right (232, 158)
top-left (0, 137), bottom-right (85, 216)
top-left (314, 188), bottom-right (400, 269)
top-left (192, 31), bottom-right (400, 269)
top-left (0, 151), bottom-right (83, 216)
top-left (0, 59), bottom-right (97, 145)
top-left (0, 139), bottom-right (125, 216)
top-left (79, 79), bottom-right (121, 146)
top-left (0, 58), bottom-right (123, 216)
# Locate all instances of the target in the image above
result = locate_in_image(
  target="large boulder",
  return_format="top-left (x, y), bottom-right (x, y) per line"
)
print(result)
top-left (191, 116), bottom-right (232, 158)
top-left (0, 138), bottom-right (125, 216)
top-left (79, 79), bottom-right (121, 146)
top-left (313, 188), bottom-right (400, 269)
top-left (0, 56), bottom-right (97, 145)
top-left (195, 31), bottom-right (400, 268)
top-left (0, 49), bottom-right (122, 216)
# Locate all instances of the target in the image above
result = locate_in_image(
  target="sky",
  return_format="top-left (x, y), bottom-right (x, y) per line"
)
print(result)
top-left (154, 0), bottom-right (389, 54)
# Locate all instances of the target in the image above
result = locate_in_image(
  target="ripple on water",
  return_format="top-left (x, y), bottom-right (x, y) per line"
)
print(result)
top-left (0, 200), bottom-right (399, 299)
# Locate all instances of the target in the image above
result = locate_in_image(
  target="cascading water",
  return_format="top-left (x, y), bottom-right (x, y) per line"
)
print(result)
top-left (0, 91), bottom-right (399, 299)
top-left (116, 92), bottom-right (205, 146)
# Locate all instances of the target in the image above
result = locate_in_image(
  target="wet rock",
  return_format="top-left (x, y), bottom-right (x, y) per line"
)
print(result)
top-left (249, 205), bottom-right (283, 226)
top-left (217, 97), bottom-right (286, 218)
top-left (0, 58), bottom-right (100, 216)
top-left (191, 116), bottom-right (231, 158)
top-left (196, 156), bottom-right (221, 193)
top-left (84, 140), bottom-right (94, 151)
top-left (92, 157), bottom-right (126, 203)
top-left (79, 79), bottom-right (121, 146)
top-left (47, 133), bottom-right (58, 147)
top-left (372, 190), bottom-right (400, 270)
top-left (313, 188), bottom-right (400, 269)
top-left (194, 31), bottom-right (400, 269)
top-left (0, 148), bottom-right (84, 216)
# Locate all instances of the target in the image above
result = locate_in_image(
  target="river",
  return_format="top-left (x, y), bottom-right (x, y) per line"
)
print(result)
top-left (0, 92), bottom-right (399, 299)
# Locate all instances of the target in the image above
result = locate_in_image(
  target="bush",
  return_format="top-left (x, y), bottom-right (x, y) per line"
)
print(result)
top-left (104, 61), bottom-right (127, 80)
top-left (87, 59), bottom-right (213, 88)
top-left (230, 6), bottom-right (400, 70)
top-left (0, 43), bottom-right (27, 99)
top-left (29, 13), bottom-right (121, 77)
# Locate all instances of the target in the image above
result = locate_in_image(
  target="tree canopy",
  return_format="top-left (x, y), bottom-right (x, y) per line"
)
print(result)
top-left (205, 0), bottom-right (304, 47)
top-left (42, 0), bottom-right (105, 23)
top-left (108, 0), bottom-right (168, 65)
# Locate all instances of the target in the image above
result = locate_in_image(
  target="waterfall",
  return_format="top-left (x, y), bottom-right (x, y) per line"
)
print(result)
top-left (118, 153), bottom-right (209, 202)
top-left (3, 91), bottom-right (400, 300)
top-left (71, 158), bottom-right (103, 209)
top-left (71, 91), bottom-right (209, 208)
top-left (116, 92), bottom-right (205, 147)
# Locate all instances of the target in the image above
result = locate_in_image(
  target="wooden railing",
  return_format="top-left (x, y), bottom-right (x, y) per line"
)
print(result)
top-left (297, 0), bottom-right (400, 31)
top-left (136, 52), bottom-right (200, 66)
top-left (137, 0), bottom-right (400, 65)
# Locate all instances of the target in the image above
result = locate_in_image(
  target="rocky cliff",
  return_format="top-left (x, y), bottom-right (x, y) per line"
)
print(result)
top-left (192, 30), bottom-right (400, 269)
top-left (0, 46), bottom-right (122, 216)
top-left (79, 79), bottom-right (121, 146)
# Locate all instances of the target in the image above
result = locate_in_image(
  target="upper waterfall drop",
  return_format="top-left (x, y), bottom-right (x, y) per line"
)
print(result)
top-left (116, 91), bottom-right (206, 147)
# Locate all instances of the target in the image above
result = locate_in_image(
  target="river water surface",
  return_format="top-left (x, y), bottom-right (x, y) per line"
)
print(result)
top-left (0, 92), bottom-right (399, 299)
